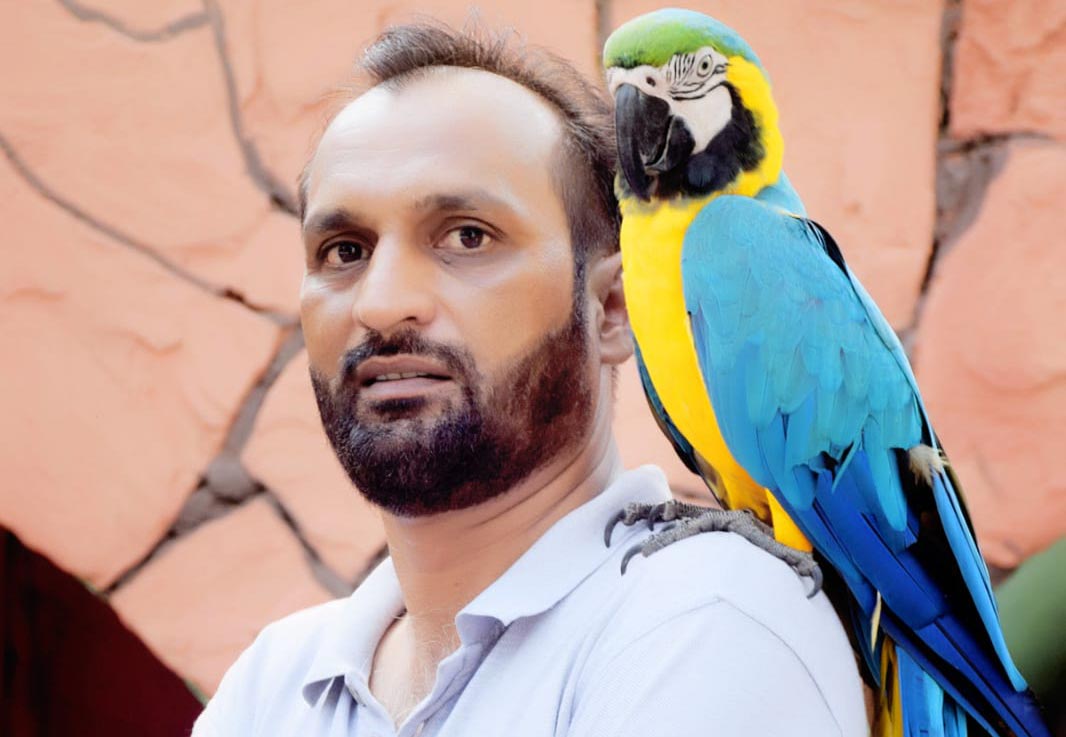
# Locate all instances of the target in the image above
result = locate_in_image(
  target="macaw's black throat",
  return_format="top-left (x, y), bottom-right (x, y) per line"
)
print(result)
top-left (614, 83), bottom-right (764, 201)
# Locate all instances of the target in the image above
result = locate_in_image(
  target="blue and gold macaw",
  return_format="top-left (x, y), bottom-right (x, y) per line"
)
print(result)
top-left (601, 9), bottom-right (1049, 737)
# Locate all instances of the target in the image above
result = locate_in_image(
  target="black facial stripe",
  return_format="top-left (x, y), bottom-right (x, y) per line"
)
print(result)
top-left (672, 80), bottom-right (726, 101)
top-left (671, 54), bottom-right (693, 78)
top-left (619, 82), bottom-right (763, 201)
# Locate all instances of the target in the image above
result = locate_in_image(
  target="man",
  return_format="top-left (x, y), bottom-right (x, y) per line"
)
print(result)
top-left (194, 22), bottom-right (867, 737)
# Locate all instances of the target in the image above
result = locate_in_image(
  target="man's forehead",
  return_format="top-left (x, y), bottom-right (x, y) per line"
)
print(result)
top-left (332, 67), bottom-right (562, 134)
top-left (305, 67), bottom-right (566, 208)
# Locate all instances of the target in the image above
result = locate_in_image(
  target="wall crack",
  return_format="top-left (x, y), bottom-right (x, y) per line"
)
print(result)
top-left (0, 131), bottom-right (292, 324)
top-left (909, 0), bottom-right (1058, 336)
top-left (202, 0), bottom-right (299, 216)
top-left (57, 0), bottom-right (208, 43)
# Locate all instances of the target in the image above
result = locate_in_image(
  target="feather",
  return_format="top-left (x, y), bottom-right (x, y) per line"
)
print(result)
top-left (671, 192), bottom-right (1047, 736)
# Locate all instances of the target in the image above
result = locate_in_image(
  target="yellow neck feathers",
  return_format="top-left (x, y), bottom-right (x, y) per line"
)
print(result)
top-left (723, 55), bottom-right (784, 199)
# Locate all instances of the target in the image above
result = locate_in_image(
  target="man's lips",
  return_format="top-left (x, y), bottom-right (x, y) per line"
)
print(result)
top-left (354, 354), bottom-right (455, 401)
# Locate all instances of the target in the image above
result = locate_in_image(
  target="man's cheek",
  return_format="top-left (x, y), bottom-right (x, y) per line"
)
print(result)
top-left (302, 299), bottom-right (357, 369)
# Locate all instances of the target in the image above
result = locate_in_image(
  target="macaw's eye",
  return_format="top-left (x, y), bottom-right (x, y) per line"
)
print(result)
top-left (323, 240), bottom-right (368, 266)
top-left (698, 57), bottom-right (712, 74)
top-left (646, 76), bottom-right (656, 87)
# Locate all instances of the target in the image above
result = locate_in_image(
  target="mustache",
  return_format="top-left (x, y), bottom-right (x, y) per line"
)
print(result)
top-left (339, 329), bottom-right (474, 389)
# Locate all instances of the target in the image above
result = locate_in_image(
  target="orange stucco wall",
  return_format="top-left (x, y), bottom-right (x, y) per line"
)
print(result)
top-left (1, 0), bottom-right (1063, 695)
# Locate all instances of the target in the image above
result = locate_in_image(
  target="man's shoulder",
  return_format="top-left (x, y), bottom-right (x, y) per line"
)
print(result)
top-left (241, 597), bottom-right (349, 672)
top-left (575, 526), bottom-right (865, 733)
top-left (605, 526), bottom-right (824, 621)
top-left (193, 598), bottom-right (349, 735)
top-left (216, 596), bottom-right (349, 701)
top-left (582, 525), bottom-right (866, 732)
top-left (561, 527), bottom-right (869, 736)
top-left (261, 596), bottom-right (349, 639)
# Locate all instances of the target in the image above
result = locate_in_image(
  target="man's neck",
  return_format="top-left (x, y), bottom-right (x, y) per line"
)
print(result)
top-left (379, 398), bottom-right (622, 656)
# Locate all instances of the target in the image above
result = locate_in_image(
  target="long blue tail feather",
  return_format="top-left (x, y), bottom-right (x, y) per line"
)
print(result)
top-left (931, 473), bottom-right (1027, 691)
top-left (786, 465), bottom-right (1050, 737)
top-left (898, 646), bottom-right (968, 737)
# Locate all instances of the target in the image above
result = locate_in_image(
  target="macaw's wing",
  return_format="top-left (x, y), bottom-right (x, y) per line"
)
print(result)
top-left (633, 345), bottom-right (725, 499)
top-left (680, 195), bottom-right (1046, 737)
top-left (633, 345), bottom-right (699, 476)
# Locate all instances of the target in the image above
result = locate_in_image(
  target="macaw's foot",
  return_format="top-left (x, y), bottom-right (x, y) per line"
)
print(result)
top-left (604, 501), bottom-right (823, 597)
top-left (603, 499), bottom-right (712, 545)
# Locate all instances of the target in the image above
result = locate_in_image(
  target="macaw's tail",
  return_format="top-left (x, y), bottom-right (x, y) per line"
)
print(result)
top-left (873, 605), bottom-right (1050, 737)
top-left (874, 640), bottom-right (968, 737)
top-left (806, 461), bottom-right (1051, 737)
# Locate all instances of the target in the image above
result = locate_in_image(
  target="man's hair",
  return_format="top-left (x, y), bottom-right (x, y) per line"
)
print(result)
top-left (298, 21), bottom-right (620, 270)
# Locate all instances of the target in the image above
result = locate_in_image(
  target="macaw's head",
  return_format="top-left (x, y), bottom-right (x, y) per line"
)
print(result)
top-left (604, 8), bottom-right (784, 202)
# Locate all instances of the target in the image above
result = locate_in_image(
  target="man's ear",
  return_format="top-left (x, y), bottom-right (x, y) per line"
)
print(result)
top-left (587, 251), bottom-right (633, 366)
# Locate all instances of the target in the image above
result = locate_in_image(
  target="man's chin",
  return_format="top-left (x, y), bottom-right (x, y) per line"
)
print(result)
top-left (347, 418), bottom-right (432, 449)
top-left (359, 395), bottom-right (434, 419)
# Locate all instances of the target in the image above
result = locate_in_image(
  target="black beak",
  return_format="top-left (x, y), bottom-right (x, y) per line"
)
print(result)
top-left (614, 84), bottom-right (670, 201)
top-left (615, 85), bottom-right (696, 203)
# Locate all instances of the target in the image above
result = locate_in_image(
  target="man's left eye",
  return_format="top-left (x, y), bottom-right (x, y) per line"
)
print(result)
top-left (442, 225), bottom-right (491, 251)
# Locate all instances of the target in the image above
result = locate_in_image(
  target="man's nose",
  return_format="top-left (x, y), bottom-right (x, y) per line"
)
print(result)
top-left (352, 238), bottom-right (437, 333)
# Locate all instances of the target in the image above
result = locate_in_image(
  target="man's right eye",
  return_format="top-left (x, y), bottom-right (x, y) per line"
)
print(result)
top-left (322, 240), bottom-right (367, 266)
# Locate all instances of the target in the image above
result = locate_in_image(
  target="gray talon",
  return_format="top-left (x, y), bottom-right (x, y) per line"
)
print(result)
top-left (620, 543), bottom-right (644, 575)
top-left (604, 509), bottom-right (627, 547)
top-left (806, 565), bottom-right (824, 598)
top-left (605, 500), bottom-right (711, 549)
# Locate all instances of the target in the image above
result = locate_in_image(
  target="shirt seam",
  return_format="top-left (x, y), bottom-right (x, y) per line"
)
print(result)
top-left (591, 597), bottom-right (844, 737)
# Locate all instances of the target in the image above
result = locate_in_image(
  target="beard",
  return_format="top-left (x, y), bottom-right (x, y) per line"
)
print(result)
top-left (310, 304), bottom-right (594, 517)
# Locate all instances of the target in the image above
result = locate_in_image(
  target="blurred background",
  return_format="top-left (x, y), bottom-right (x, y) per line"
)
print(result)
top-left (1, 0), bottom-right (1063, 733)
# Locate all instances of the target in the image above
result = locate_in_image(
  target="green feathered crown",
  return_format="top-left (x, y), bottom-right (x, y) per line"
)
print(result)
top-left (603, 8), bottom-right (765, 71)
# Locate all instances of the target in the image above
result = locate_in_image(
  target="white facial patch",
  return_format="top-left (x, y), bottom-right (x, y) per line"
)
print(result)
top-left (608, 46), bottom-right (734, 153)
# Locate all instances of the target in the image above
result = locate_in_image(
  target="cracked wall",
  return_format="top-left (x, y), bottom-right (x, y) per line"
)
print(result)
top-left (1, 0), bottom-right (1063, 699)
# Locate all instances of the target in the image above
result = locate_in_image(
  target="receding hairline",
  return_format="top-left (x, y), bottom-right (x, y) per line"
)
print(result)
top-left (297, 20), bottom-right (619, 268)
top-left (302, 65), bottom-right (572, 222)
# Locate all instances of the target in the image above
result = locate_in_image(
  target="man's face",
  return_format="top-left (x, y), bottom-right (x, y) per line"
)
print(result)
top-left (300, 68), bottom-right (596, 516)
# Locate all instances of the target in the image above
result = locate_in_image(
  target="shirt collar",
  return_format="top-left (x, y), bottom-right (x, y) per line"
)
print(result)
top-left (300, 465), bottom-right (671, 705)
top-left (301, 556), bottom-right (403, 705)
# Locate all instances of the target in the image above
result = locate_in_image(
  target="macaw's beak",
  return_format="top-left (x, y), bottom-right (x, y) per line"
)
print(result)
top-left (614, 84), bottom-right (694, 201)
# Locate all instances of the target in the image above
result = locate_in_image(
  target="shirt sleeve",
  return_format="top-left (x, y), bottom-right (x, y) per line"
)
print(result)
top-left (567, 599), bottom-right (846, 737)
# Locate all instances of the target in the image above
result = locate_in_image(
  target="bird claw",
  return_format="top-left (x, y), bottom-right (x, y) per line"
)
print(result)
top-left (805, 565), bottom-right (823, 599)
top-left (604, 509), bottom-right (627, 547)
top-left (608, 505), bottom-right (824, 596)
top-left (618, 523), bottom-right (678, 575)
top-left (620, 542), bottom-right (644, 575)
top-left (604, 500), bottom-right (711, 548)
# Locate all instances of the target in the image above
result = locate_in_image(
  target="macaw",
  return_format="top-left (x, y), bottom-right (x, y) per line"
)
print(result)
top-left (600, 9), bottom-right (1049, 737)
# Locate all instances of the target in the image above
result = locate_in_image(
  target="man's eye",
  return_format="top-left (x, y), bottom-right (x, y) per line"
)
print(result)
top-left (322, 240), bottom-right (367, 266)
top-left (441, 225), bottom-right (491, 252)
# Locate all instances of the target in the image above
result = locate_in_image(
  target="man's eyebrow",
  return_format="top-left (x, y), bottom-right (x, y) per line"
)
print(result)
top-left (302, 208), bottom-right (367, 236)
top-left (414, 191), bottom-right (514, 213)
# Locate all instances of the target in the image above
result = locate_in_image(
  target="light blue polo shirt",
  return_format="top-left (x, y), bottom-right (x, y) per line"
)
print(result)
top-left (194, 466), bottom-right (868, 736)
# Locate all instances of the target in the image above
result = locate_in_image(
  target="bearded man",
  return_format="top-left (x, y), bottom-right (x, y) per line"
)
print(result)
top-left (193, 22), bottom-right (866, 737)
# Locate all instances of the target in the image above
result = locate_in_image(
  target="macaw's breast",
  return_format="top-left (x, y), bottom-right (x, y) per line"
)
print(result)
top-left (620, 196), bottom-right (772, 520)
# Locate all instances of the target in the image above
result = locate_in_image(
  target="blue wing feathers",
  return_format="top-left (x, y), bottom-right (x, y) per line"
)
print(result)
top-left (676, 194), bottom-right (1047, 736)
top-left (931, 473), bottom-right (1026, 691)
